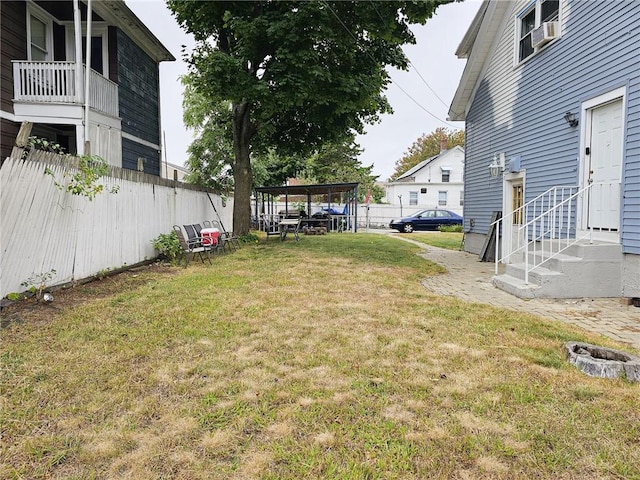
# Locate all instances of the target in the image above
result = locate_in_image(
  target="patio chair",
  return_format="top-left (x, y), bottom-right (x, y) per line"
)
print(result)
top-left (173, 225), bottom-right (212, 267)
top-left (212, 220), bottom-right (240, 251)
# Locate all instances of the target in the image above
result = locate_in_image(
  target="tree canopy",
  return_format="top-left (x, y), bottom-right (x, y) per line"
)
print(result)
top-left (168, 0), bottom-right (450, 234)
top-left (390, 127), bottom-right (465, 181)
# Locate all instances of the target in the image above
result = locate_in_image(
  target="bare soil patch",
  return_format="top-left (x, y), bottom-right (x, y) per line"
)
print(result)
top-left (0, 262), bottom-right (179, 328)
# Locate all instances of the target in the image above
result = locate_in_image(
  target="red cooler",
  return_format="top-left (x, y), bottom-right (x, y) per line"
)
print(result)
top-left (201, 227), bottom-right (220, 246)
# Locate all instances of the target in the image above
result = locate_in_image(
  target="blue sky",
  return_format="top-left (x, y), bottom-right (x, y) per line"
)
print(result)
top-left (126, 0), bottom-right (481, 181)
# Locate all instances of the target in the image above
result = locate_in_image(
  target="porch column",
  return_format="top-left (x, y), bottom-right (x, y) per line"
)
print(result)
top-left (83, 0), bottom-right (93, 155)
top-left (73, 0), bottom-right (84, 151)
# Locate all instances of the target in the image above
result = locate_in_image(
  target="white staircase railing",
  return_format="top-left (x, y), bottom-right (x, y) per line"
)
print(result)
top-left (494, 184), bottom-right (594, 283)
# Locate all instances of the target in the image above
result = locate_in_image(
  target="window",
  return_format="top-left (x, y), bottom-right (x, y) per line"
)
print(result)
top-left (409, 191), bottom-right (418, 206)
top-left (512, 184), bottom-right (524, 225)
top-left (82, 36), bottom-right (104, 74)
top-left (436, 210), bottom-right (451, 218)
top-left (420, 188), bottom-right (427, 194)
top-left (460, 191), bottom-right (464, 206)
top-left (517, 0), bottom-right (559, 63)
top-left (28, 6), bottom-right (52, 61)
top-left (441, 167), bottom-right (451, 183)
top-left (438, 191), bottom-right (447, 206)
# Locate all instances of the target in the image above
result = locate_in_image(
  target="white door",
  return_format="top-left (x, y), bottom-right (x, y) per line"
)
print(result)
top-left (587, 99), bottom-right (623, 230)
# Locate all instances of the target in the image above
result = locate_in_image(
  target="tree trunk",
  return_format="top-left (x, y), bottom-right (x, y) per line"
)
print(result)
top-left (232, 102), bottom-right (255, 236)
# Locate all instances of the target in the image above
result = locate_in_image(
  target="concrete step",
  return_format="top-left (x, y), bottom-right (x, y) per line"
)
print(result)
top-left (492, 273), bottom-right (542, 299)
top-left (495, 241), bottom-right (623, 298)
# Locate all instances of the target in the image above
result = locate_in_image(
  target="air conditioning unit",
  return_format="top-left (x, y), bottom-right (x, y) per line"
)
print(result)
top-left (531, 21), bottom-right (558, 48)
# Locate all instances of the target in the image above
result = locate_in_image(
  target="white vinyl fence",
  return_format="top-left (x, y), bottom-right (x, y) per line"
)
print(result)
top-left (0, 149), bottom-right (232, 298)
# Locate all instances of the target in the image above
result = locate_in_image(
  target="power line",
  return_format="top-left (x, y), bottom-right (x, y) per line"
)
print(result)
top-left (324, 1), bottom-right (458, 128)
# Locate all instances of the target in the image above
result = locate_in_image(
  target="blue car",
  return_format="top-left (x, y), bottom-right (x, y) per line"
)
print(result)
top-left (389, 209), bottom-right (463, 233)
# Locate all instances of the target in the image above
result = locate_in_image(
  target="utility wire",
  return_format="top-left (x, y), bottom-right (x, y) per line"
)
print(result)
top-left (368, 0), bottom-right (451, 111)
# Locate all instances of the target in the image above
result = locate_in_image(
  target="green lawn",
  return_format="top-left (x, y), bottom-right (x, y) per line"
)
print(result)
top-left (397, 231), bottom-right (464, 250)
top-left (2, 233), bottom-right (639, 479)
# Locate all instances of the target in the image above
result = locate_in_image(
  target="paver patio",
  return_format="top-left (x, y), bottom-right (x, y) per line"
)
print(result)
top-left (383, 232), bottom-right (640, 350)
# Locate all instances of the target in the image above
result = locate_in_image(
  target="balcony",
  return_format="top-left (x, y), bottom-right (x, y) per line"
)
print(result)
top-left (12, 61), bottom-right (119, 118)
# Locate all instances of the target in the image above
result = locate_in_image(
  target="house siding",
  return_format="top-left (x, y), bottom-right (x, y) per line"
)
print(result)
top-left (122, 137), bottom-right (160, 176)
top-left (1, 1), bottom-right (27, 115)
top-left (115, 29), bottom-right (160, 147)
top-left (464, 0), bottom-right (640, 254)
top-left (1, 2), bottom-right (26, 161)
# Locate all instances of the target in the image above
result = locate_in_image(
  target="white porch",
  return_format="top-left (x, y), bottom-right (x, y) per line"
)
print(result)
top-left (12, 61), bottom-right (119, 119)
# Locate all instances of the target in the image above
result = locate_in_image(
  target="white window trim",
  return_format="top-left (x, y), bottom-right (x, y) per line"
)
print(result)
top-left (438, 191), bottom-right (448, 206)
top-left (514, 0), bottom-right (562, 66)
top-left (63, 23), bottom-right (109, 77)
top-left (27, 2), bottom-right (54, 61)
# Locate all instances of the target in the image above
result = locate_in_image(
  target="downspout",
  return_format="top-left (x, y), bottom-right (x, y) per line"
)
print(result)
top-left (73, 0), bottom-right (83, 149)
top-left (83, 0), bottom-right (93, 155)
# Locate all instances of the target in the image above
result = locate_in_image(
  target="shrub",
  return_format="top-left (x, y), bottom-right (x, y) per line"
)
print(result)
top-left (438, 224), bottom-right (463, 233)
top-left (238, 233), bottom-right (260, 244)
top-left (152, 231), bottom-right (182, 262)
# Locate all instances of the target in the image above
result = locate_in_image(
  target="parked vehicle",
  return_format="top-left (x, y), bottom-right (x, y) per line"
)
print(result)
top-left (389, 209), bottom-right (463, 233)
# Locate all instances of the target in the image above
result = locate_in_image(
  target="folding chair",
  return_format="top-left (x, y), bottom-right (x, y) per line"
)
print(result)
top-left (212, 220), bottom-right (240, 251)
top-left (173, 225), bottom-right (212, 267)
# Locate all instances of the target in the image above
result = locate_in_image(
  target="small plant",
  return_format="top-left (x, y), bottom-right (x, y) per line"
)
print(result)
top-left (438, 224), bottom-right (463, 233)
top-left (6, 292), bottom-right (23, 301)
top-left (20, 269), bottom-right (57, 299)
top-left (96, 268), bottom-right (111, 280)
top-left (152, 231), bottom-right (183, 263)
top-left (23, 136), bottom-right (66, 157)
top-left (45, 154), bottom-right (119, 201)
top-left (238, 233), bottom-right (259, 244)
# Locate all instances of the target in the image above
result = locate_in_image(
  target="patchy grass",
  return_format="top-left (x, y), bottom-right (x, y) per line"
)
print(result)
top-left (398, 231), bottom-right (464, 251)
top-left (2, 233), bottom-right (639, 479)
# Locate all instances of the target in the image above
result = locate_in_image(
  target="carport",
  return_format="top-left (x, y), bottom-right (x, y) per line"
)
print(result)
top-left (254, 182), bottom-right (359, 234)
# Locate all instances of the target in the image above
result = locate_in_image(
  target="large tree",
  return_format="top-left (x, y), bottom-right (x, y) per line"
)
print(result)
top-left (390, 127), bottom-right (464, 181)
top-left (168, 0), bottom-right (450, 234)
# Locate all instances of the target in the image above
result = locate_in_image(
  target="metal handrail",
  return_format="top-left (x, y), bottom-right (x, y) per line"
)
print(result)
top-left (493, 185), bottom-right (578, 273)
top-left (519, 184), bottom-right (592, 283)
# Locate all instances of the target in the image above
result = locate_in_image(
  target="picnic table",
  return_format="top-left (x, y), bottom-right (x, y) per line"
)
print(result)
top-left (279, 218), bottom-right (301, 242)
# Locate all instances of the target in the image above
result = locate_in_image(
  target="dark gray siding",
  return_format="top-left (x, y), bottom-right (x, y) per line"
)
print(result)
top-left (122, 137), bottom-right (160, 176)
top-left (464, 0), bottom-right (640, 254)
top-left (115, 29), bottom-right (160, 147)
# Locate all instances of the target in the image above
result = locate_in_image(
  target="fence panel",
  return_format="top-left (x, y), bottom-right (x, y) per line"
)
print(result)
top-left (0, 151), bottom-right (232, 297)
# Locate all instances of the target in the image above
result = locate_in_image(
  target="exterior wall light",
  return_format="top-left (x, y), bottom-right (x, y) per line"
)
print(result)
top-left (564, 111), bottom-right (579, 127)
top-left (488, 152), bottom-right (505, 178)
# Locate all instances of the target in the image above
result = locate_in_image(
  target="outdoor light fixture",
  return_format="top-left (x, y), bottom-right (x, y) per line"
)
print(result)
top-left (488, 152), bottom-right (505, 178)
top-left (564, 111), bottom-right (579, 127)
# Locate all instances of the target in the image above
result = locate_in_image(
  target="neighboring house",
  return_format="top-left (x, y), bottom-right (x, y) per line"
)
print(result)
top-left (385, 145), bottom-right (464, 215)
top-left (449, 0), bottom-right (640, 298)
top-left (1, 0), bottom-right (174, 175)
top-left (161, 161), bottom-right (190, 182)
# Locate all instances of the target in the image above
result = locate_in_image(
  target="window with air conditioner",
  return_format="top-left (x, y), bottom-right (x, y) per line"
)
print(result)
top-left (517, 0), bottom-right (559, 63)
top-left (438, 191), bottom-right (447, 206)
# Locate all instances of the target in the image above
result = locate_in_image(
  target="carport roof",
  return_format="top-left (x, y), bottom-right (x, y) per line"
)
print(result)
top-left (254, 182), bottom-right (359, 196)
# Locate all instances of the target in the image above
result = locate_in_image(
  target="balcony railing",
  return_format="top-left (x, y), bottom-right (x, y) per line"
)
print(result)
top-left (12, 60), bottom-right (119, 118)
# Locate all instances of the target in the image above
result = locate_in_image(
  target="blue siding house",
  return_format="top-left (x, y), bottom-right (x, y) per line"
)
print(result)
top-left (450, 0), bottom-right (640, 298)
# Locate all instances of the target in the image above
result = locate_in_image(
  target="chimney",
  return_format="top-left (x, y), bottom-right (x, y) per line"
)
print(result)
top-left (440, 138), bottom-right (448, 153)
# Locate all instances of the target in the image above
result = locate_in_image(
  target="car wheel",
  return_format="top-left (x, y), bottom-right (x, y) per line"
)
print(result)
top-left (403, 223), bottom-right (414, 233)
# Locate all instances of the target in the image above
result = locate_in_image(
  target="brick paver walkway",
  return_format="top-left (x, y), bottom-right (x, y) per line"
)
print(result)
top-left (384, 233), bottom-right (640, 350)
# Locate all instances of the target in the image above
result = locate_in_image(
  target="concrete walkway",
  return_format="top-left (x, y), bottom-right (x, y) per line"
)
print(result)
top-left (381, 232), bottom-right (640, 350)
